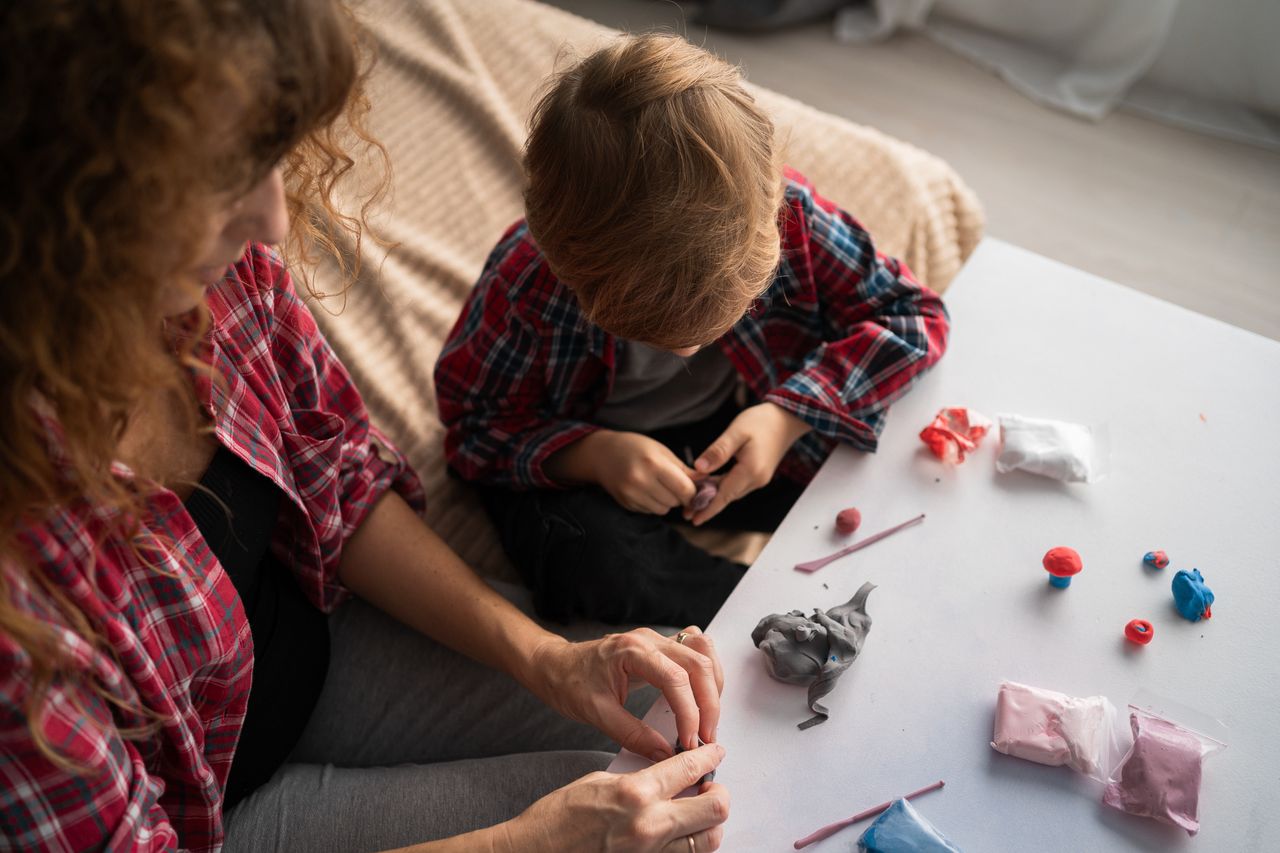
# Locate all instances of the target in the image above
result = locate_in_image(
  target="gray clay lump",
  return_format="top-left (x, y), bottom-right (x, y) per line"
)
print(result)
top-left (751, 581), bottom-right (875, 727)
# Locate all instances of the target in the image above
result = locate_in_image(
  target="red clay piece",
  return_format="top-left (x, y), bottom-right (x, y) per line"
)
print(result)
top-left (1125, 619), bottom-right (1154, 645)
top-left (835, 507), bottom-right (862, 535)
top-left (1043, 546), bottom-right (1083, 589)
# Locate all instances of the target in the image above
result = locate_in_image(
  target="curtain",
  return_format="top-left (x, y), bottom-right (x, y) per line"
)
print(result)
top-left (833, 0), bottom-right (1280, 149)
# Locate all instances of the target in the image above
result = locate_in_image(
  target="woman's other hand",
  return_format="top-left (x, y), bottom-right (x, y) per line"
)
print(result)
top-left (503, 743), bottom-right (729, 852)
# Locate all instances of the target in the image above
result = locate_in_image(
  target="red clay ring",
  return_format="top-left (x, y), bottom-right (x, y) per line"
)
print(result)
top-left (1124, 618), bottom-right (1154, 645)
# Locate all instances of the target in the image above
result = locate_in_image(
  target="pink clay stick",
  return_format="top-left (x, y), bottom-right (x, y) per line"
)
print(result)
top-left (793, 780), bottom-right (945, 849)
top-left (793, 514), bottom-right (926, 573)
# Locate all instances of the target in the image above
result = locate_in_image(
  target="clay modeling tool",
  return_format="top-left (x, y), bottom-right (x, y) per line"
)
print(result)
top-left (793, 514), bottom-right (925, 573)
top-left (793, 780), bottom-right (946, 849)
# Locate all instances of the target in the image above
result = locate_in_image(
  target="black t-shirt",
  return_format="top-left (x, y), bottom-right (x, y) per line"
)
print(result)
top-left (185, 445), bottom-right (330, 809)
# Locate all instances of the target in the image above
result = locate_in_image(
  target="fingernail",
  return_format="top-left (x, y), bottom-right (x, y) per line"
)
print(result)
top-left (650, 749), bottom-right (669, 762)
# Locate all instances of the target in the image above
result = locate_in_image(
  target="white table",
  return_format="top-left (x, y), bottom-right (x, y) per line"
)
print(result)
top-left (609, 239), bottom-right (1280, 851)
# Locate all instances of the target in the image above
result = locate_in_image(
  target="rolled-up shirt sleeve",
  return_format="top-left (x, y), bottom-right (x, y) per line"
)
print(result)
top-left (763, 180), bottom-right (950, 454)
top-left (258, 253), bottom-right (425, 612)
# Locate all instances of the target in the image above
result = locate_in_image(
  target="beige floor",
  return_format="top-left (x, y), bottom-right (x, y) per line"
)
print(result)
top-left (544, 0), bottom-right (1280, 341)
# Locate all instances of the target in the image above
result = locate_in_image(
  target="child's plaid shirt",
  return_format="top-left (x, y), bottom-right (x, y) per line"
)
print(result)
top-left (436, 170), bottom-right (951, 488)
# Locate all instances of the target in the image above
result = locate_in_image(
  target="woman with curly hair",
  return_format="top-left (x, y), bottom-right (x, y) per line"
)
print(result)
top-left (0, 1), bottom-right (729, 850)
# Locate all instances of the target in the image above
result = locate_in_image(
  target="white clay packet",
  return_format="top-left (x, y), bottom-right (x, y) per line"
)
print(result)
top-left (995, 414), bottom-right (1110, 483)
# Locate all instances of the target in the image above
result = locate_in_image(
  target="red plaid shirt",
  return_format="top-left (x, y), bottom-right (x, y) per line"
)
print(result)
top-left (0, 245), bottom-right (423, 852)
top-left (436, 170), bottom-right (950, 488)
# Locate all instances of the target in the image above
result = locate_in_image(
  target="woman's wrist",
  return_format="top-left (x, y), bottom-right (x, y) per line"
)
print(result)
top-left (508, 628), bottom-right (571, 697)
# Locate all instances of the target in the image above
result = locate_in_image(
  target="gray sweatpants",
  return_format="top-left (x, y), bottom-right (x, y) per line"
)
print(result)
top-left (223, 582), bottom-right (657, 852)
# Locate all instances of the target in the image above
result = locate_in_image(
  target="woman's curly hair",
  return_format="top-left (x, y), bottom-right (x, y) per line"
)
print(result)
top-left (0, 0), bottom-right (386, 768)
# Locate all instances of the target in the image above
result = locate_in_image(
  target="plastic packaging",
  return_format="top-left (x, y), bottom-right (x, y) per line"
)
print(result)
top-left (919, 407), bottom-right (991, 464)
top-left (995, 414), bottom-right (1110, 483)
top-left (857, 798), bottom-right (962, 853)
top-left (990, 681), bottom-right (1129, 782)
top-left (1102, 696), bottom-right (1227, 835)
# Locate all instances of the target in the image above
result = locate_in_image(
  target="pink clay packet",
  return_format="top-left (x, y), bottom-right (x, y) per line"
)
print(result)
top-left (991, 682), bottom-right (1228, 835)
top-left (1102, 703), bottom-right (1227, 835)
top-left (990, 681), bottom-right (1128, 781)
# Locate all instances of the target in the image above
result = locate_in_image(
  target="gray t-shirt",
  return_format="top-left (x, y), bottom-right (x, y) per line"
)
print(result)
top-left (595, 340), bottom-right (740, 432)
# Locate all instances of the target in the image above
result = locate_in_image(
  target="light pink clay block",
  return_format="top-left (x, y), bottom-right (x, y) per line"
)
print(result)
top-left (990, 681), bottom-right (1110, 776)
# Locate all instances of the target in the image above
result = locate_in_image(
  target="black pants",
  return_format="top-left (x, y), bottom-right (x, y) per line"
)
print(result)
top-left (477, 403), bottom-right (806, 628)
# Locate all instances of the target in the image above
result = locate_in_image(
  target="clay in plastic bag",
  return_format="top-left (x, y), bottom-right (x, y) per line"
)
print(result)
top-left (995, 414), bottom-right (1110, 483)
top-left (990, 681), bottom-right (1129, 782)
top-left (1102, 704), bottom-right (1227, 835)
top-left (858, 797), bottom-right (962, 852)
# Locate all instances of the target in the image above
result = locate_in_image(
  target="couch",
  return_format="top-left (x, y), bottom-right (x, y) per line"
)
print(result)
top-left (309, 0), bottom-right (984, 581)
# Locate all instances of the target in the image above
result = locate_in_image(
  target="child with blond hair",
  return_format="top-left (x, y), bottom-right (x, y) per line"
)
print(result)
top-left (435, 33), bottom-right (950, 628)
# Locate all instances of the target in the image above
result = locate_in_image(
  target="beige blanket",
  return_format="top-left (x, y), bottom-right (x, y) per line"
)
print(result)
top-left (309, 0), bottom-right (984, 580)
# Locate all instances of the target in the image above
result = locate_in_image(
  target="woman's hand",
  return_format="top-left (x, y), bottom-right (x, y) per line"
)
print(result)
top-left (502, 743), bottom-right (729, 852)
top-left (687, 402), bottom-right (810, 525)
top-left (522, 627), bottom-right (724, 760)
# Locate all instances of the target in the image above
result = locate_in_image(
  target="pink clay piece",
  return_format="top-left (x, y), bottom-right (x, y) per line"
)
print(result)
top-left (835, 507), bottom-right (862, 535)
top-left (691, 480), bottom-right (717, 511)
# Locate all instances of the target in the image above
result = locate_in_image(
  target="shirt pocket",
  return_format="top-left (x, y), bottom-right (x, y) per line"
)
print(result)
top-left (277, 408), bottom-right (345, 507)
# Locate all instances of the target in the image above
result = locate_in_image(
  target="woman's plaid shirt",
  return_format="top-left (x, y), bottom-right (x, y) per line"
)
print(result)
top-left (1, 245), bottom-right (423, 851)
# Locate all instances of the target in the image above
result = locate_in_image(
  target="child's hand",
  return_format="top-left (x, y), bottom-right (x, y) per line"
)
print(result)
top-left (687, 403), bottom-right (811, 525)
top-left (585, 430), bottom-right (701, 514)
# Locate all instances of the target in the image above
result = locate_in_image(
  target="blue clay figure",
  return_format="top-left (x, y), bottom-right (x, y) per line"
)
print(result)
top-left (858, 798), bottom-right (962, 853)
top-left (1172, 568), bottom-right (1214, 622)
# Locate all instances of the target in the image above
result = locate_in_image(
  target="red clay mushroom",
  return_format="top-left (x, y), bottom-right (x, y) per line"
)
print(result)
top-left (1043, 546), bottom-right (1083, 588)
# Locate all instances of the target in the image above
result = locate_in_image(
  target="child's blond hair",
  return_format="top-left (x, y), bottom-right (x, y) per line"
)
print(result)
top-left (523, 33), bottom-right (783, 350)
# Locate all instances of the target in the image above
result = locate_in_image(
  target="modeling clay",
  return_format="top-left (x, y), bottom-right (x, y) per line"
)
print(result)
top-left (793, 781), bottom-right (945, 849)
top-left (1043, 546), bottom-right (1082, 588)
top-left (991, 681), bottom-right (1117, 777)
top-left (1103, 711), bottom-right (1210, 835)
top-left (995, 414), bottom-right (1102, 483)
top-left (1143, 550), bottom-right (1169, 569)
top-left (752, 582), bottom-right (875, 728)
top-left (1172, 569), bottom-right (1213, 621)
top-left (1124, 619), bottom-right (1154, 645)
top-left (919, 407), bottom-right (991, 464)
top-left (674, 740), bottom-right (715, 786)
top-left (690, 480), bottom-right (717, 511)
top-left (835, 507), bottom-right (862, 535)
top-left (857, 797), bottom-right (962, 852)
top-left (794, 514), bottom-right (925, 572)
